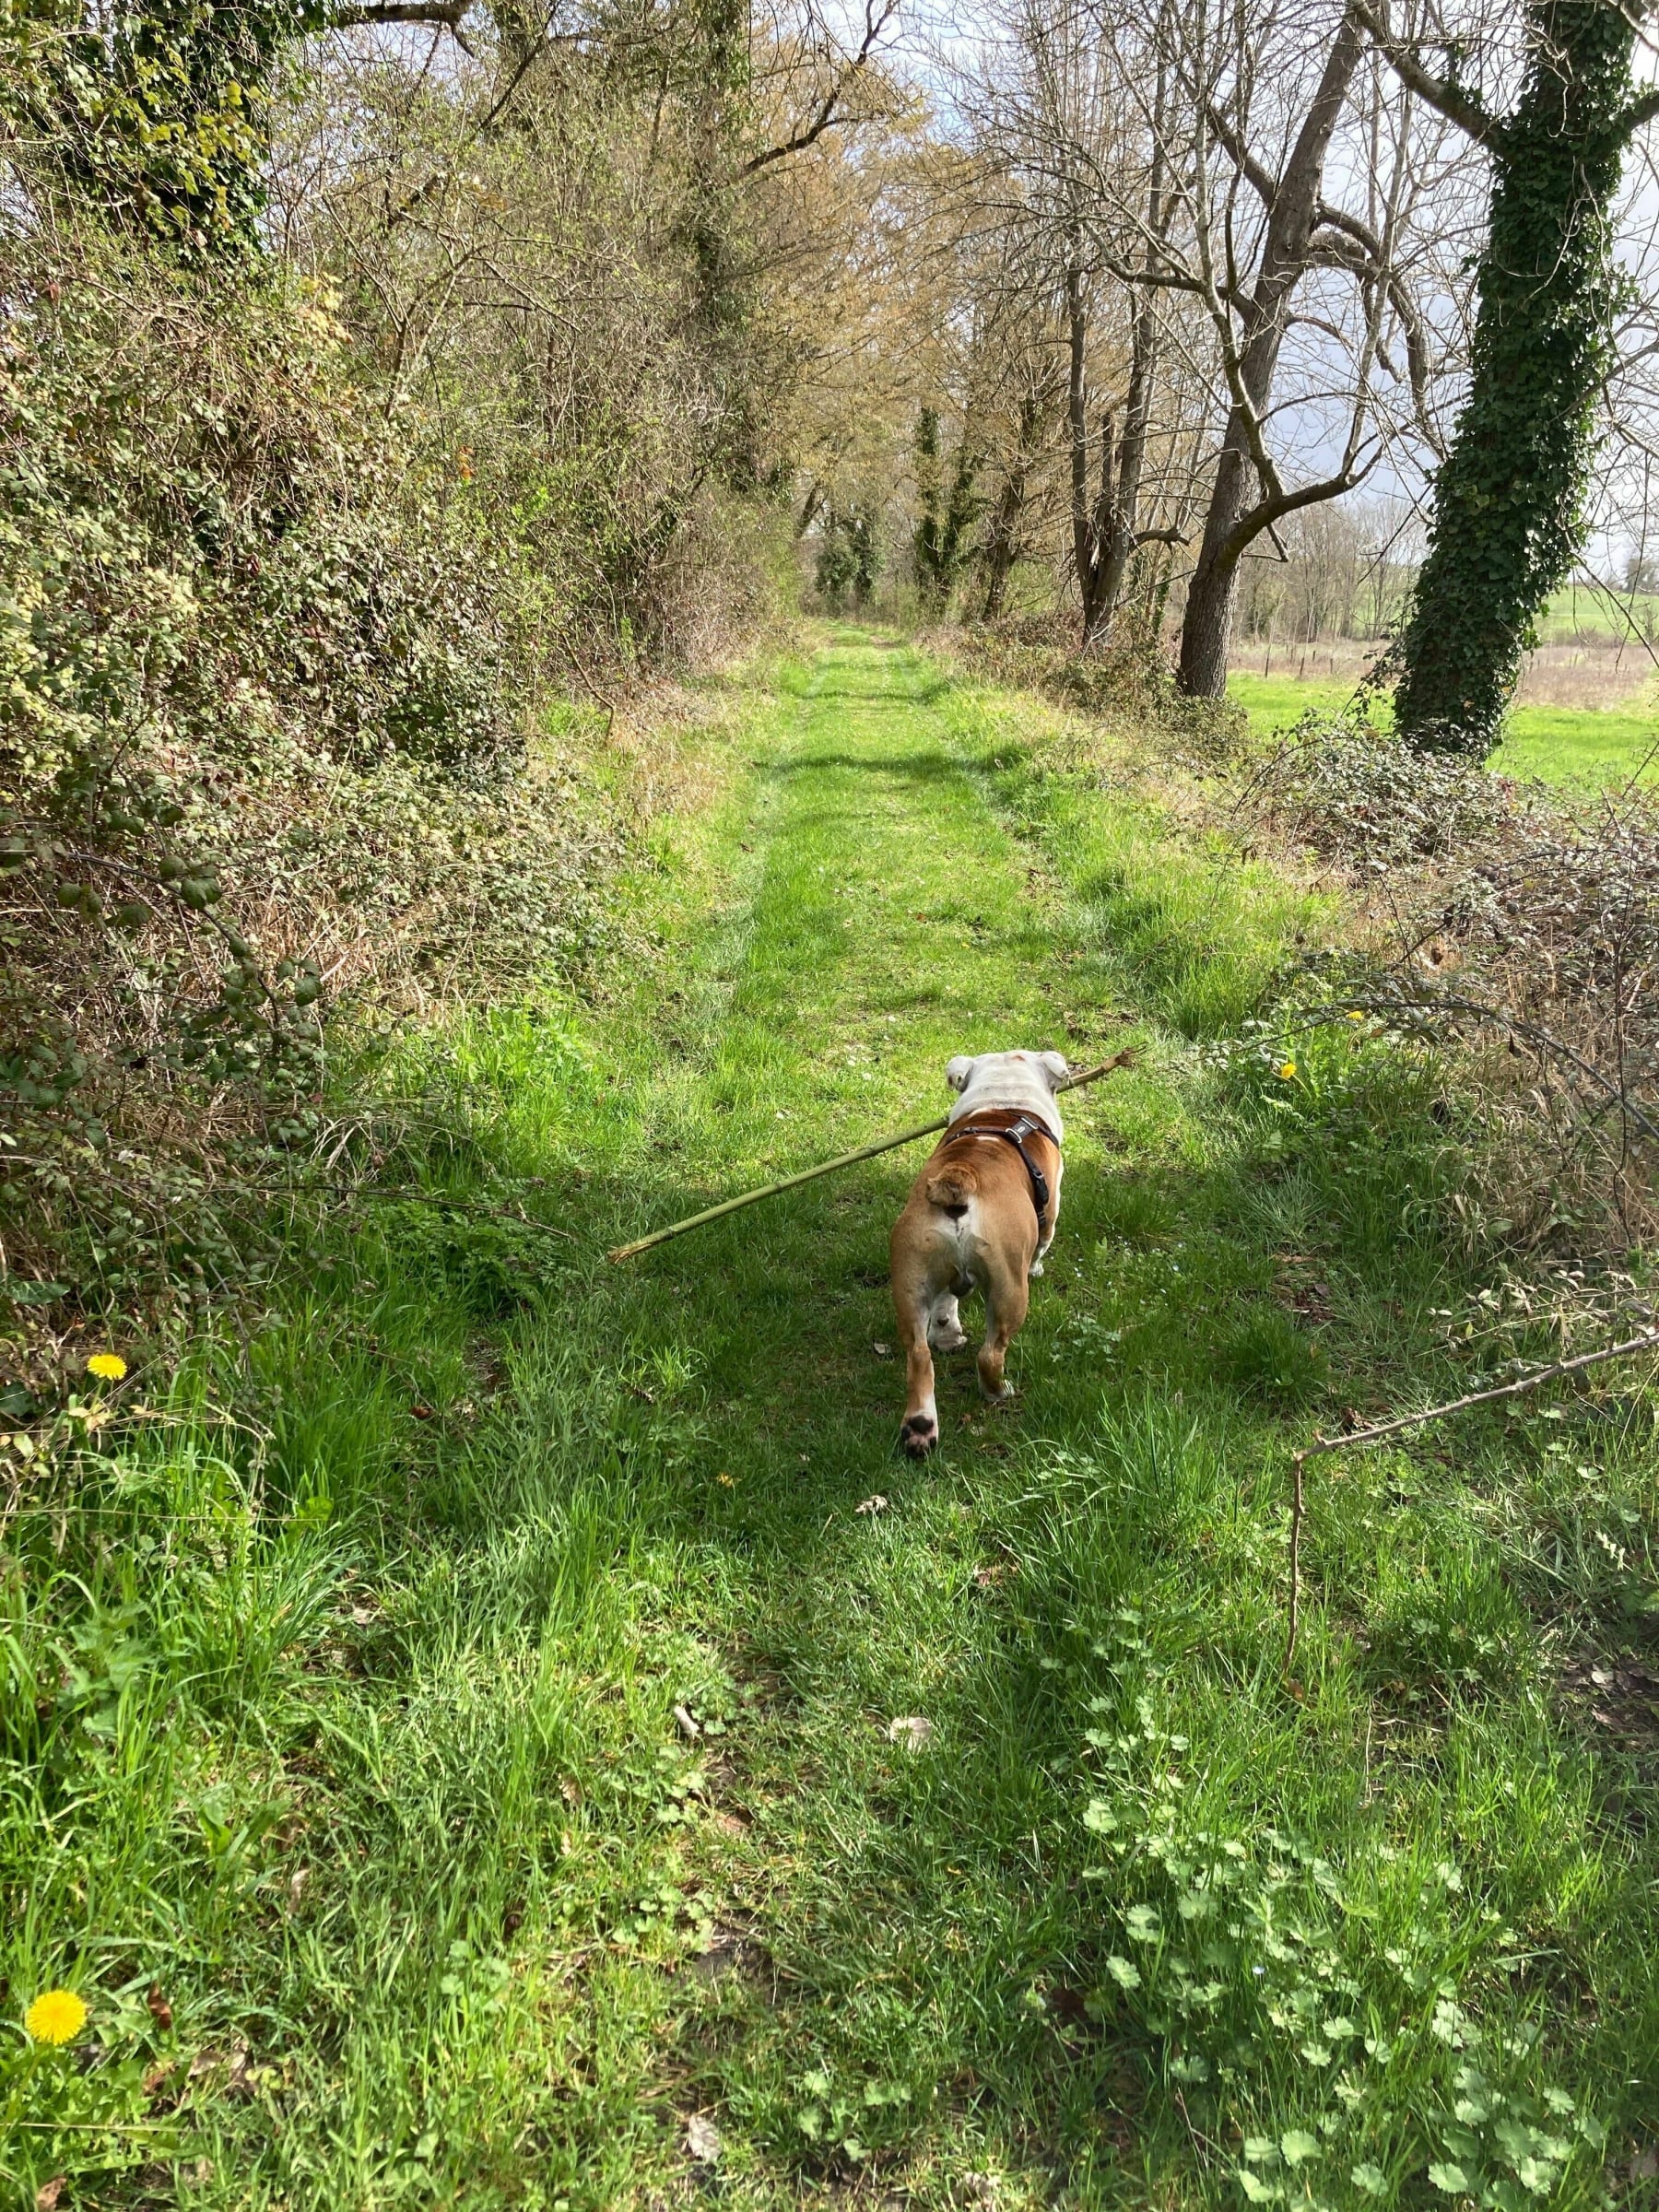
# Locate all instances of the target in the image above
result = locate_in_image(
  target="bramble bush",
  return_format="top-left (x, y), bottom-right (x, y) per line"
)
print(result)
top-left (0, 232), bottom-right (630, 1321)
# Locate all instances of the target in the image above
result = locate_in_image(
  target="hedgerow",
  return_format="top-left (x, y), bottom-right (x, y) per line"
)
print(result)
top-left (0, 229), bottom-right (666, 1331)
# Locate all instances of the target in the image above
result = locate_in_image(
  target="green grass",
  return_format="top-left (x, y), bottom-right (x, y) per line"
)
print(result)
top-left (1534, 584), bottom-right (1659, 646)
top-left (5, 632), bottom-right (1657, 2207)
top-left (1228, 670), bottom-right (1659, 786)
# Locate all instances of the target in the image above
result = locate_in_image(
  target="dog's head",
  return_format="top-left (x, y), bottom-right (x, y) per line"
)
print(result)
top-left (945, 1048), bottom-right (1069, 1097)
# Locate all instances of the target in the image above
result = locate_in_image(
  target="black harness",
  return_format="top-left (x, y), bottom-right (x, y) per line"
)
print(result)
top-left (950, 1112), bottom-right (1057, 1237)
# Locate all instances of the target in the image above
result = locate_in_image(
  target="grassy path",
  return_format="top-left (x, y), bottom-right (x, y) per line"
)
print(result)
top-left (7, 634), bottom-right (1656, 2209)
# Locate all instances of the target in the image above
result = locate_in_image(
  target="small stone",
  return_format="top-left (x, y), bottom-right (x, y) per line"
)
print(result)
top-left (686, 2112), bottom-right (723, 2164)
top-left (887, 1715), bottom-right (934, 1750)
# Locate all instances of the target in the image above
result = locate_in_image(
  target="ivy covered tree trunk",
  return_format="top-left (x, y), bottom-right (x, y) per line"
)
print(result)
top-left (1395, 1), bottom-right (1637, 755)
top-left (14, 0), bottom-right (318, 253)
top-left (914, 408), bottom-right (980, 612)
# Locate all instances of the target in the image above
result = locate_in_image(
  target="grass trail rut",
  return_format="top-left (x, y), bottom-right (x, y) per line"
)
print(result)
top-left (7, 633), bottom-right (1654, 2210)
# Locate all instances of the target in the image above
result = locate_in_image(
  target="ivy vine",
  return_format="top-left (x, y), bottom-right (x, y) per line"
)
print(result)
top-left (1396, 1), bottom-right (1645, 757)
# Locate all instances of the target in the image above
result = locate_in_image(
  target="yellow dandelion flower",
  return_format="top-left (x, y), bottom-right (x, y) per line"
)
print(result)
top-left (86, 1352), bottom-right (126, 1382)
top-left (1277, 1062), bottom-right (1297, 1079)
top-left (24, 1989), bottom-right (88, 2045)
top-left (1347, 1010), bottom-right (1364, 1021)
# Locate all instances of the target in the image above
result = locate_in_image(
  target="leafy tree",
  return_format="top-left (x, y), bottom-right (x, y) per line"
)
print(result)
top-left (3, 0), bottom-right (321, 253)
top-left (912, 407), bottom-right (982, 610)
top-left (817, 505), bottom-right (881, 606)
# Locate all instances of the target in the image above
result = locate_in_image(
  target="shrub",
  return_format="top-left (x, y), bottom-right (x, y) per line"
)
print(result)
top-left (0, 235), bottom-right (626, 1314)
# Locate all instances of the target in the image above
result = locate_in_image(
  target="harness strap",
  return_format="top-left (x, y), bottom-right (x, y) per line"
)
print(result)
top-left (949, 1112), bottom-right (1055, 1237)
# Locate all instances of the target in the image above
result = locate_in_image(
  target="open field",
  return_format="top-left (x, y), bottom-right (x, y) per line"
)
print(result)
top-left (1227, 667), bottom-right (1659, 785)
top-left (6, 634), bottom-right (1656, 2206)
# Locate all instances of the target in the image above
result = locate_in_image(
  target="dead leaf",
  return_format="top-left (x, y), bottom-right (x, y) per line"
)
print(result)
top-left (288, 1865), bottom-right (310, 1907)
top-left (686, 2112), bottom-right (723, 2164)
top-left (961, 2174), bottom-right (999, 2207)
top-left (887, 1715), bottom-right (934, 1750)
top-left (147, 1983), bottom-right (172, 2031)
top-left (35, 2177), bottom-right (65, 2211)
top-left (673, 1703), bottom-right (701, 1739)
top-left (188, 2043), bottom-right (252, 2097)
top-left (410, 1404), bottom-right (433, 1420)
top-left (854, 1493), bottom-right (888, 1515)
top-left (710, 1808), bottom-right (750, 1838)
top-left (872, 1341), bottom-right (891, 1359)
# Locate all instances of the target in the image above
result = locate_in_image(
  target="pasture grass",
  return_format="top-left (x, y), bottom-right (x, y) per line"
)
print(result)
top-left (4, 633), bottom-right (1656, 2208)
top-left (1228, 670), bottom-right (1659, 787)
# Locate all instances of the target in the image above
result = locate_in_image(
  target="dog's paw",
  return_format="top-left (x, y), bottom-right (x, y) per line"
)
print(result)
top-left (1028, 1260), bottom-right (1043, 1278)
top-left (900, 1412), bottom-right (939, 1457)
top-left (928, 1324), bottom-right (968, 1351)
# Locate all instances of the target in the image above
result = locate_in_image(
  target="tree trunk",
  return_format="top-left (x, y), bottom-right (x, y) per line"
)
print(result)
top-left (980, 382), bottom-right (1045, 620)
top-left (1394, 0), bottom-right (1637, 754)
top-left (1175, 6), bottom-right (1368, 696)
top-left (1093, 281), bottom-right (1159, 635)
top-left (1065, 251), bottom-right (1112, 643)
top-left (980, 465), bottom-right (1025, 620)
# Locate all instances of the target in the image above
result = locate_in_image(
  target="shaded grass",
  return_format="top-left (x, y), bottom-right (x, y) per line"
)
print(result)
top-left (2, 634), bottom-right (1655, 2209)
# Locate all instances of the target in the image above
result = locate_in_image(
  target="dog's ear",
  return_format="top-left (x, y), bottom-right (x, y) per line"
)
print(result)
top-left (945, 1055), bottom-right (975, 1093)
top-left (1038, 1051), bottom-right (1070, 1087)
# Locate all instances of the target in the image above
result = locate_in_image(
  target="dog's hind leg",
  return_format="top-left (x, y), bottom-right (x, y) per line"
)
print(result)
top-left (1030, 1157), bottom-right (1064, 1277)
top-left (891, 1263), bottom-right (941, 1456)
top-left (977, 1261), bottom-right (1030, 1403)
top-left (899, 1323), bottom-right (939, 1455)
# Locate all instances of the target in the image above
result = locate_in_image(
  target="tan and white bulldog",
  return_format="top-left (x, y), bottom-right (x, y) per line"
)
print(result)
top-left (889, 1050), bottom-right (1068, 1457)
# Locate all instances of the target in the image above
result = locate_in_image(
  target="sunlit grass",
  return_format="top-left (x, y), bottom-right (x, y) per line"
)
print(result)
top-left (1228, 667), bottom-right (1659, 787)
top-left (3, 634), bottom-right (1653, 2206)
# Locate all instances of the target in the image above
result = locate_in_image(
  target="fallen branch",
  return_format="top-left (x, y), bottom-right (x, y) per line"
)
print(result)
top-left (606, 1051), bottom-right (1136, 1264)
top-left (1285, 1326), bottom-right (1659, 1671)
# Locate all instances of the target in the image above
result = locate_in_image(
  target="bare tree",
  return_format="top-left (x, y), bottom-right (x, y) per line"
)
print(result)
top-left (994, 0), bottom-right (1471, 689)
top-left (956, 0), bottom-right (1208, 645)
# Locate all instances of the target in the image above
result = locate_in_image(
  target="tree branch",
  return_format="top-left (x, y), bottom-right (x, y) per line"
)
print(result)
top-left (740, 0), bottom-right (897, 178)
top-left (1202, 99), bottom-right (1280, 212)
top-left (1619, 85), bottom-right (1659, 136)
top-left (1308, 216), bottom-right (1444, 457)
top-left (1285, 1329), bottom-right (1659, 1669)
top-left (1347, 0), bottom-right (1497, 143)
top-left (331, 0), bottom-right (474, 42)
top-left (1218, 449), bottom-right (1379, 568)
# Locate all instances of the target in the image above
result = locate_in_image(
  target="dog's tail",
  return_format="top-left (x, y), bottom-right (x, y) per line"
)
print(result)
top-left (924, 1161), bottom-right (980, 1211)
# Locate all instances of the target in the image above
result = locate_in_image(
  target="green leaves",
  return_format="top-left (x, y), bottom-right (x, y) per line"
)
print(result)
top-left (1076, 1624), bottom-right (1611, 2209)
top-left (1397, 0), bottom-right (1638, 752)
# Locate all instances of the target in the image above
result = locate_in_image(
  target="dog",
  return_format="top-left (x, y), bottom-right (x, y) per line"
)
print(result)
top-left (889, 1050), bottom-right (1068, 1457)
